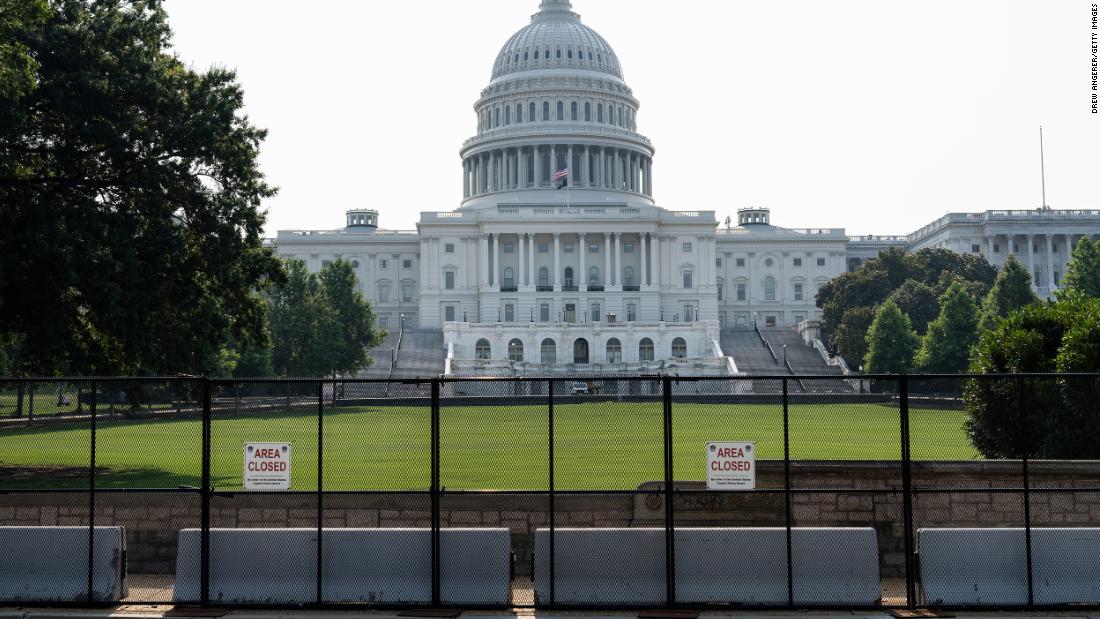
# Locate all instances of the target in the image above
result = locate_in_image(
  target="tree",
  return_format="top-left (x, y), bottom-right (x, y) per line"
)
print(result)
top-left (317, 259), bottom-right (383, 376)
top-left (887, 280), bottom-right (940, 335)
top-left (1059, 237), bottom-right (1100, 299)
top-left (831, 306), bottom-right (876, 370)
top-left (267, 259), bottom-right (383, 378)
top-left (0, 0), bottom-right (284, 375)
top-left (864, 301), bottom-right (919, 374)
top-left (966, 296), bottom-right (1100, 458)
top-left (915, 282), bottom-right (979, 373)
top-left (979, 255), bottom-right (1039, 331)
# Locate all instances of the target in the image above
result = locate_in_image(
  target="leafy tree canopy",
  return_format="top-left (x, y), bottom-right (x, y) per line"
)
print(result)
top-left (887, 280), bottom-right (940, 336)
top-left (864, 301), bottom-right (919, 374)
top-left (979, 255), bottom-right (1039, 332)
top-left (0, 0), bottom-right (285, 376)
top-left (916, 281), bottom-right (980, 373)
top-left (1059, 237), bottom-right (1100, 299)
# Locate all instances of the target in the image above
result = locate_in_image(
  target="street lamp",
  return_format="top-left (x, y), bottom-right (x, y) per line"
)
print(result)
top-left (783, 344), bottom-right (787, 365)
top-left (497, 307), bottom-right (502, 322)
top-left (463, 309), bottom-right (468, 323)
top-left (694, 305), bottom-right (699, 322)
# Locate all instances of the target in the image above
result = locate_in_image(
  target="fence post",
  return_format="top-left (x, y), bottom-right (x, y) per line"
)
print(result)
top-left (15, 381), bottom-right (23, 418)
top-left (1019, 376), bottom-right (1034, 608)
top-left (87, 380), bottom-right (97, 604)
top-left (430, 378), bottom-right (441, 607)
top-left (547, 378), bottom-right (556, 608)
top-left (316, 380), bottom-right (325, 606)
top-left (782, 377), bottom-right (794, 608)
top-left (662, 375), bottom-right (675, 607)
top-left (899, 375), bottom-right (916, 609)
top-left (200, 378), bottom-right (212, 607)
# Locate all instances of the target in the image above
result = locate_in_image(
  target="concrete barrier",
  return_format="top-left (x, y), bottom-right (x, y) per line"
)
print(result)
top-left (0, 526), bottom-right (127, 603)
top-left (918, 528), bottom-right (1100, 606)
top-left (173, 528), bottom-right (511, 605)
top-left (533, 527), bottom-right (880, 605)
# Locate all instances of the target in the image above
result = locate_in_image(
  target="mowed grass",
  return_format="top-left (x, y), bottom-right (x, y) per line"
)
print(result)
top-left (0, 402), bottom-right (978, 491)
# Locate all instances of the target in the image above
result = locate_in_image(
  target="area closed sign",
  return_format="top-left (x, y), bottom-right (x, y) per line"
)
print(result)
top-left (706, 442), bottom-right (755, 490)
top-left (244, 443), bottom-right (291, 491)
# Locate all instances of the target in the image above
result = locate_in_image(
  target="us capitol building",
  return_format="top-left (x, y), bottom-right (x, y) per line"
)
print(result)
top-left (273, 0), bottom-right (1100, 377)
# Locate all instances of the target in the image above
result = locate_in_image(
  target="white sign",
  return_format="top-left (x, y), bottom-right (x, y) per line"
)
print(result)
top-left (244, 443), bottom-right (291, 491)
top-left (706, 442), bottom-right (756, 491)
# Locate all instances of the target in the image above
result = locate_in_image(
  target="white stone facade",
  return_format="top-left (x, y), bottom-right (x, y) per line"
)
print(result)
top-left (272, 0), bottom-right (1100, 373)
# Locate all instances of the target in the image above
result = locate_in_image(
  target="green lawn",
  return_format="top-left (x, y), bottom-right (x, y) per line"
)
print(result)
top-left (0, 402), bottom-right (978, 491)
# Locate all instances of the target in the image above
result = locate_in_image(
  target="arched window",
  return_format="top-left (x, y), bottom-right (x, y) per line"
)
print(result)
top-left (589, 266), bottom-right (600, 286)
top-left (475, 339), bottom-right (491, 360)
top-left (543, 101), bottom-right (550, 121)
top-left (571, 101), bottom-right (578, 121)
top-left (557, 101), bottom-right (564, 120)
top-left (534, 49), bottom-right (539, 60)
top-left (672, 338), bottom-right (687, 359)
top-left (597, 103), bottom-right (604, 123)
top-left (639, 338), bottom-right (655, 362)
top-left (584, 102), bottom-right (591, 122)
top-left (567, 49), bottom-right (573, 59)
top-left (538, 267), bottom-right (549, 288)
top-left (529, 102), bottom-right (536, 123)
top-left (515, 104), bottom-right (522, 123)
top-left (556, 49), bottom-right (562, 59)
top-left (524, 51), bottom-right (529, 61)
top-left (623, 266), bottom-right (635, 288)
top-left (764, 276), bottom-right (776, 301)
top-left (618, 107), bottom-right (624, 127)
top-left (541, 338), bottom-right (556, 365)
top-left (505, 106), bottom-right (511, 125)
top-left (508, 339), bottom-right (524, 362)
top-left (606, 338), bottom-right (622, 364)
top-left (564, 267), bottom-right (574, 288)
top-left (503, 267), bottom-right (514, 288)
top-left (494, 107), bottom-right (500, 127)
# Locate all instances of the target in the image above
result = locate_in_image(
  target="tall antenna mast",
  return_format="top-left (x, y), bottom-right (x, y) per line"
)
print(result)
top-left (1039, 126), bottom-right (1049, 209)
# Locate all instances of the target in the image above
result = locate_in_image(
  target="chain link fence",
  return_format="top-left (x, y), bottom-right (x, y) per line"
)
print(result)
top-left (2, 374), bottom-right (1099, 609)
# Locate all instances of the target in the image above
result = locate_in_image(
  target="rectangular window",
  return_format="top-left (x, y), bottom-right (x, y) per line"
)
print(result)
top-left (1013, 243), bottom-right (1020, 253)
top-left (503, 243), bottom-right (514, 253)
top-left (972, 244), bottom-right (980, 253)
top-left (682, 242), bottom-right (693, 253)
top-left (540, 303), bottom-right (550, 323)
top-left (716, 258), bottom-right (722, 267)
top-left (737, 283), bottom-right (746, 301)
top-left (794, 283), bottom-right (804, 301)
top-left (589, 243), bottom-right (599, 253)
top-left (445, 271), bottom-right (455, 290)
top-left (993, 244), bottom-right (999, 253)
top-left (445, 244), bottom-right (455, 253)
top-left (321, 260), bottom-right (332, 269)
top-left (795, 315), bottom-right (805, 324)
top-left (1055, 270), bottom-right (1061, 285)
top-left (403, 259), bottom-right (413, 269)
top-left (624, 243), bottom-right (634, 253)
top-left (378, 284), bottom-right (390, 303)
top-left (765, 315), bottom-right (777, 328)
top-left (564, 242), bottom-right (574, 253)
top-left (717, 283), bottom-right (724, 301)
top-left (736, 258), bottom-right (745, 267)
top-left (379, 259), bottom-right (389, 269)
top-left (379, 315), bottom-right (389, 329)
top-left (402, 284), bottom-right (413, 302)
top-left (591, 303), bottom-right (601, 322)
top-left (683, 271), bottom-right (693, 289)
top-left (505, 304), bottom-right (515, 323)
top-left (817, 258), bottom-right (826, 267)
top-left (538, 242), bottom-right (549, 253)
top-left (794, 258), bottom-right (802, 267)
top-left (444, 306), bottom-right (455, 322)
top-left (627, 303), bottom-right (637, 322)
top-left (684, 305), bottom-right (694, 322)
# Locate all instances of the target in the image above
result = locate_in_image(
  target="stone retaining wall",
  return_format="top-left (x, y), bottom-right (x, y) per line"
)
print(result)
top-left (4, 461), bottom-right (1099, 577)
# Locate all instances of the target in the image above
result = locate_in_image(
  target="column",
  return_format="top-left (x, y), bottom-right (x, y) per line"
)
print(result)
top-left (612, 150), bottom-right (620, 189)
top-left (505, 150), bottom-right (511, 190)
top-left (534, 146), bottom-right (542, 186)
top-left (653, 235), bottom-right (662, 287)
top-left (1046, 234), bottom-right (1056, 289)
top-left (492, 233), bottom-right (500, 287)
top-left (604, 232), bottom-right (612, 287)
top-left (986, 235), bottom-right (994, 263)
top-left (579, 233), bottom-right (587, 290)
top-left (613, 233), bottom-right (621, 286)
top-left (520, 148), bottom-right (528, 187)
top-left (519, 233), bottom-right (526, 288)
top-left (462, 161), bottom-right (468, 198)
top-left (1027, 234), bottom-right (1036, 288)
top-left (479, 234), bottom-right (489, 288)
top-left (641, 233), bottom-right (648, 287)
top-left (567, 145), bottom-right (574, 182)
top-left (553, 233), bottom-right (561, 290)
top-left (583, 146), bottom-right (591, 187)
top-left (596, 148), bottom-right (604, 187)
top-left (550, 145), bottom-right (557, 180)
top-left (527, 232), bottom-right (535, 287)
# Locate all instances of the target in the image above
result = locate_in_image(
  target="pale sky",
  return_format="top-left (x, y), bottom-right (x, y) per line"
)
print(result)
top-left (164, 0), bottom-right (1100, 237)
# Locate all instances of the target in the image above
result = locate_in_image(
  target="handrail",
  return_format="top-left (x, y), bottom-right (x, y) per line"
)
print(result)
top-left (383, 323), bottom-right (405, 397)
top-left (784, 358), bottom-right (807, 392)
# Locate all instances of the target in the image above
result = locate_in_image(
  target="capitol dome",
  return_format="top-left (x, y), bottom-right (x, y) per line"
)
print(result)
top-left (492, 0), bottom-right (623, 80)
top-left (460, 0), bottom-right (655, 209)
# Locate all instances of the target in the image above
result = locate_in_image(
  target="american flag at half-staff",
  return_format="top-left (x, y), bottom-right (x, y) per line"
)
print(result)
top-left (552, 168), bottom-right (569, 188)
